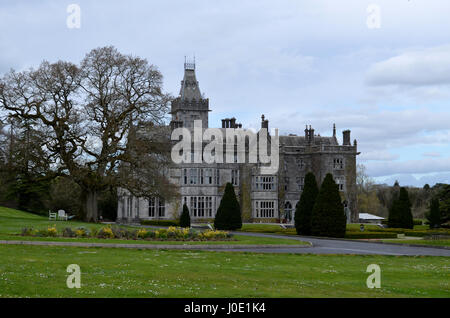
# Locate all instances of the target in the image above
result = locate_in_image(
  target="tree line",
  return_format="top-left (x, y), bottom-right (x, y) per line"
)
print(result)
top-left (356, 164), bottom-right (449, 228)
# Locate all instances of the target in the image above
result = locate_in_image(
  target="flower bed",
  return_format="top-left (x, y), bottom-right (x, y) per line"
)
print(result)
top-left (20, 225), bottom-right (233, 241)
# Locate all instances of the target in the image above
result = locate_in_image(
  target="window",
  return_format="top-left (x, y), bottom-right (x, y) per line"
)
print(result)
top-left (333, 158), bottom-right (344, 169)
top-left (296, 177), bottom-right (305, 191)
top-left (135, 198), bottom-right (140, 217)
top-left (335, 176), bottom-right (345, 191)
top-left (206, 197), bottom-right (213, 217)
top-left (284, 177), bottom-right (289, 191)
top-left (231, 169), bottom-right (239, 186)
top-left (189, 196), bottom-right (213, 217)
top-left (183, 169), bottom-right (188, 185)
top-left (198, 197), bottom-right (205, 217)
top-left (204, 168), bottom-right (213, 184)
top-left (189, 168), bottom-right (198, 185)
top-left (214, 169), bottom-right (220, 185)
top-left (199, 169), bottom-right (204, 184)
top-left (254, 200), bottom-right (275, 218)
top-left (148, 198), bottom-right (155, 217)
top-left (190, 197), bottom-right (197, 217)
top-left (158, 199), bottom-right (165, 217)
top-left (254, 176), bottom-right (275, 191)
top-left (127, 196), bottom-right (132, 217)
top-left (296, 158), bottom-right (305, 169)
top-left (185, 169), bottom-right (218, 185)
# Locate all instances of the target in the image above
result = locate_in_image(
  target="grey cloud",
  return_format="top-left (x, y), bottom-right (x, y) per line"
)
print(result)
top-left (359, 150), bottom-right (399, 161)
top-left (367, 157), bottom-right (450, 177)
top-left (366, 45), bottom-right (450, 86)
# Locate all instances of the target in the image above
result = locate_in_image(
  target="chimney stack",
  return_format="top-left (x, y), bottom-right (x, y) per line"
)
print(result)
top-left (343, 130), bottom-right (351, 145)
top-left (261, 114), bottom-right (269, 129)
top-left (304, 125), bottom-right (315, 144)
top-left (230, 117), bottom-right (236, 128)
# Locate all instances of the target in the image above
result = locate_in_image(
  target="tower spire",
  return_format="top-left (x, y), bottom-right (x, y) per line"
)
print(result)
top-left (180, 56), bottom-right (200, 100)
top-left (171, 58), bottom-right (210, 129)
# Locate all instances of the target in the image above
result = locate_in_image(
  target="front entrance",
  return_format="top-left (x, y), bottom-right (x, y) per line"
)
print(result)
top-left (284, 201), bottom-right (293, 223)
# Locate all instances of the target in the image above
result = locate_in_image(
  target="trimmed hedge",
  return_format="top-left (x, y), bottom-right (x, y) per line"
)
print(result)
top-left (364, 228), bottom-right (450, 237)
top-left (345, 232), bottom-right (398, 239)
top-left (140, 220), bottom-right (180, 227)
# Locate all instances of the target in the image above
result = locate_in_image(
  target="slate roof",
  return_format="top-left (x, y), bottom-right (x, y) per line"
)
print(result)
top-left (279, 135), bottom-right (338, 147)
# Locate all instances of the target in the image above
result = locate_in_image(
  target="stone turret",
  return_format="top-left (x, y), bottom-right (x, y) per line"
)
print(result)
top-left (170, 58), bottom-right (210, 129)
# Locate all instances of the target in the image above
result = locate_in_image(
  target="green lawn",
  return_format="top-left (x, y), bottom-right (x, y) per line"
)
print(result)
top-left (0, 206), bottom-right (303, 246)
top-left (0, 234), bottom-right (304, 246)
top-left (0, 206), bottom-right (449, 298)
top-left (382, 239), bottom-right (450, 247)
top-left (0, 244), bottom-right (448, 297)
top-left (0, 206), bottom-right (108, 234)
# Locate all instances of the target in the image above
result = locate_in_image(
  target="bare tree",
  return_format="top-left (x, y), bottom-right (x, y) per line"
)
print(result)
top-left (0, 46), bottom-right (177, 221)
top-left (356, 163), bottom-right (374, 194)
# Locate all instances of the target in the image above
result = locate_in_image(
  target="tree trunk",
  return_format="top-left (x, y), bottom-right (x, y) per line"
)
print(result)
top-left (84, 190), bottom-right (98, 222)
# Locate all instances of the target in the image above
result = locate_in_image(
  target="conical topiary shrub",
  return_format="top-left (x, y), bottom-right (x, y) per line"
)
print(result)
top-left (294, 172), bottom-right (319, 235)
top-left (311, 173), bottom-right (346, 238)
top-left (214, 183), bottom-right (242, 230)
top-left (427, 198), bottom-right (441, 229)
top-left (179, 203), bottom-right (191, 228)
top-left (388, 187), bottom-right (413, 229)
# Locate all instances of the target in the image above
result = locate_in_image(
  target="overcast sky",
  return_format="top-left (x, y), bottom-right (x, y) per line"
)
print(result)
top-left (1, 0), bottom-right (449, 187)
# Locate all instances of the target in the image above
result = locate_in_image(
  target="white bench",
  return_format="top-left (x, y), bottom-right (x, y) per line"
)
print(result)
top-left (49, 210), bottom-right (57, 221)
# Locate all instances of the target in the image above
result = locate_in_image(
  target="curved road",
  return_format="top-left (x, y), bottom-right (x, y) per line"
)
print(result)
top-left (226, 231), bottom-right (450, 256)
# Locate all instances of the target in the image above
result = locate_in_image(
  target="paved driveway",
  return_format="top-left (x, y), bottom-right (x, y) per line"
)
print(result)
top-left (226, 232), bottom-right (450, 256)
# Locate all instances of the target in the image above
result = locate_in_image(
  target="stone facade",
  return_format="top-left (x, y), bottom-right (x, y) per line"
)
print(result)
top-left (117, 61), bottom-right (360, 223)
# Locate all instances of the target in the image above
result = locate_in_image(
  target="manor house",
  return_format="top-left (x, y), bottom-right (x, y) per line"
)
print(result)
top-left (117, 61), bottom-right (359, 223)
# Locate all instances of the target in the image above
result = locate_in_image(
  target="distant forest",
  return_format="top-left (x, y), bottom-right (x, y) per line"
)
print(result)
top-left (357, 164), bottom-right (449, 224)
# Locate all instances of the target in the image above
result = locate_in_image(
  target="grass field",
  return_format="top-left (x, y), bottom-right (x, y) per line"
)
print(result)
top-left (0, 206), bottom-right (303, 246)
top-left (0, 206), bottom-right (108, 234)
top-left (0, 244), bottom-right (448, 297)
top-left (0, 206), bottom-right (449, 298)
top-left (0, 233), bottom-right (305, 246)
